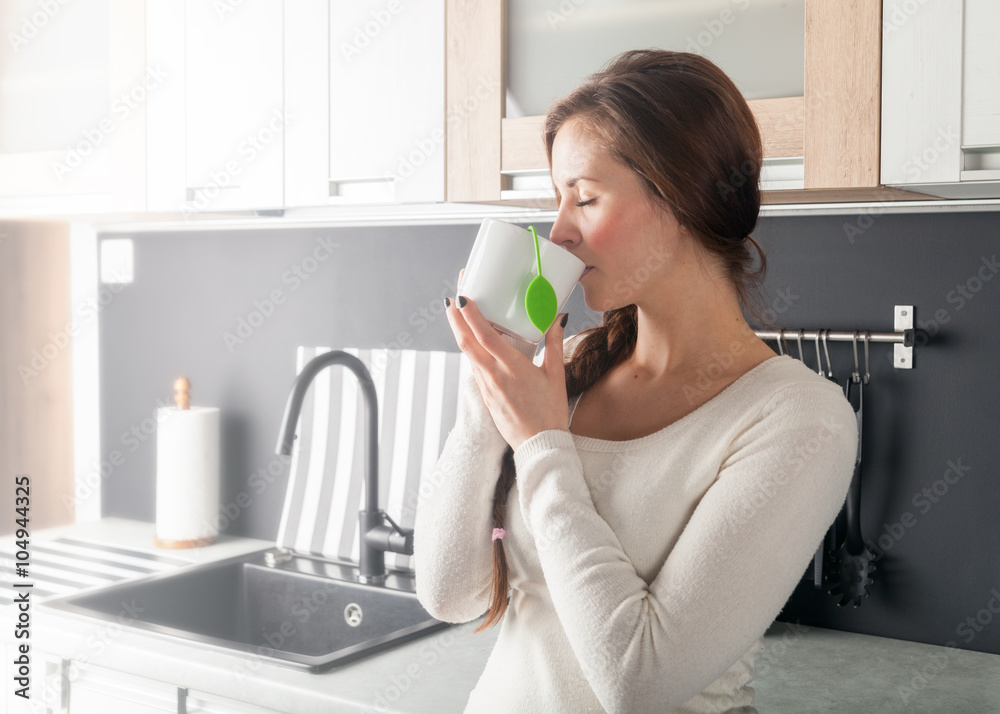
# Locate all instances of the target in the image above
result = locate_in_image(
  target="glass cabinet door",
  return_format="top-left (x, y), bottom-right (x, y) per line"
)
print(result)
top-left (505, 0), bottom-right (805, 119)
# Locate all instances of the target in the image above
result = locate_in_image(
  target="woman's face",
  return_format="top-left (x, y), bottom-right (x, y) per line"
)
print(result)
top-left (548, 118), bottom-right (686, 313)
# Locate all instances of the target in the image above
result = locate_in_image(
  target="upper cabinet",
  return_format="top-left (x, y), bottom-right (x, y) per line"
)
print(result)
top-left (446, 0), bottom-right (928, 207)
top-left (147, 0), bottom-right (285, 213)
top-left (881, 0), bottom-right (1000, 198)
top-left (1, 0), bottom-right (994, 217)
top-left (0, 0), bottom-right (146, 214)
top-left (284, 0), bottom-right (445, 207)
top-left (148, 0), bottom-right (444, 213)
top-left (0, 0), bottom-right (443, 216)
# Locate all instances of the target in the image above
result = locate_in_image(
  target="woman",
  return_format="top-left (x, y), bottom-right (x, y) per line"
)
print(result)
top-left (415, 50), bottom-right (857, 713)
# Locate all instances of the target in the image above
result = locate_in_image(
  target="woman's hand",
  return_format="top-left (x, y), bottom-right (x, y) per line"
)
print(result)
top-left (445, 294), bottom-right (570, 451)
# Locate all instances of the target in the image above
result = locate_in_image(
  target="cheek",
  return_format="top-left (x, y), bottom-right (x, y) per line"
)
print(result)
top-left (586, 219), bottom-right (624, 253)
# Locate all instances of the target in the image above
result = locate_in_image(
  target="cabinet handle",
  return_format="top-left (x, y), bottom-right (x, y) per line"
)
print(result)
top-left (185, 186), bottom-right (242, 202)
top-left (328, 176), bottom-right (395, 201)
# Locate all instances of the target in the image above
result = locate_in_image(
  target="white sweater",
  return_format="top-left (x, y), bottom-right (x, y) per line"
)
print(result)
top-left (414, 334), bottom-right (858, 713)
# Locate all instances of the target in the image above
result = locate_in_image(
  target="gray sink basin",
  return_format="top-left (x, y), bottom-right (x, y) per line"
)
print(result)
top-left (43, 549), bottom-right (449, 672)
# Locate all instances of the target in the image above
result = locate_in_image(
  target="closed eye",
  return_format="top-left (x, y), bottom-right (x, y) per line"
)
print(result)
top-left (575, 198), bottom-right (596, 207)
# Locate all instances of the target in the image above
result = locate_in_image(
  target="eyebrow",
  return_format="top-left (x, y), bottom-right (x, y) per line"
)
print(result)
top-left (566, 177), bottom-right (598, 187)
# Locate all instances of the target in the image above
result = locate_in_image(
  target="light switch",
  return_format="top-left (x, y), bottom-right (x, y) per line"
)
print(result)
top-left (100, 238), bottom-right (134, 284)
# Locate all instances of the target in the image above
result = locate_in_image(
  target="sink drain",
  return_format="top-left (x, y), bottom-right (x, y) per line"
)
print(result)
top-left (344, 603), bottom-right (363, 627)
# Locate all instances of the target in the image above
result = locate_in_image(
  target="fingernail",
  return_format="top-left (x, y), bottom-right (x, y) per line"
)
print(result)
top-left (560, 313), bottom-right (569, 328)
top-left (458, 296), bottom-right (467, 308)
top-left (444, 297), bottom-right (451, 309)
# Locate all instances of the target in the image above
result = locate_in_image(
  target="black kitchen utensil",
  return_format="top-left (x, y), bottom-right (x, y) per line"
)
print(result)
top-left (812, 331), bottom-right (840, 589)
top-left (827, 335), bottom-right (880, 606)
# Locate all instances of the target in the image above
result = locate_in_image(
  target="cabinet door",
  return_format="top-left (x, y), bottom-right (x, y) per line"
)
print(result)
top-left (69, 664), bottom-right (177, 714)
top-left (147, 0), bottom-right (285, 213)
top-left (961, 0), bottom-right (1000, 181)
top-left (881, 0), bottom-right (963, 187)
top-left (0, 0), bottom-right (146, 214)
top-left (284, 0), bottom-right (445, 206)
top-left (5, 645), bottom-right (66, 714)
top-left (882, 0), bottom-right (1000, 196)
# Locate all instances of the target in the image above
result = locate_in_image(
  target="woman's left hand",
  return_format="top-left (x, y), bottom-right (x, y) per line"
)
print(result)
top-left (446, 296), bottom-right (570, 451)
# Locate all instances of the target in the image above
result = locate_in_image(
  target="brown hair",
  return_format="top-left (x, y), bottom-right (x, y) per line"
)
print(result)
top-left (476, 49), bottom-right (770, 632)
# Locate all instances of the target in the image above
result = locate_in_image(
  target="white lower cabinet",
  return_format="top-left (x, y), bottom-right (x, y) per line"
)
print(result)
top-left (1, 649), bottom-right (288, 714)
top-left (31, 660), bottom-right (286, 714)
top-left (4, 645), bottom-right (66, 714)
top-left (68, 664), bottom-right (177, 714)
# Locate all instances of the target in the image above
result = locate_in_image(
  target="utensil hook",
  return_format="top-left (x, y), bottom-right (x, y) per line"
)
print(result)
top-left (851, 331), bottom-right (861, 383)
top-left (776, 329), bottom-right (784, 355)
top-left (813, 331), bottom-right (823, 375)
top-left (863, 331), bottom-right (871, 385)
top-left (796, 329), bottom-right (805, 364)
top-left (821, 329), bottom-right (834, 378)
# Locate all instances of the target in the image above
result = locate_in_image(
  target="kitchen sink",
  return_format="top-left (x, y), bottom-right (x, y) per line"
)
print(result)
top-left (43, 549), bottom-right (449, 673)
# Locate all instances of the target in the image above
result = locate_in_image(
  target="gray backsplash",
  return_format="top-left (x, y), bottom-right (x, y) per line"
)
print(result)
top-left (100, 211), bottom-right (1000, 653)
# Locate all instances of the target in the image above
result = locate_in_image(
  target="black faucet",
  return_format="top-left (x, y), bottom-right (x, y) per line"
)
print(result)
top-left (275, 350), bottom-right (413, 584)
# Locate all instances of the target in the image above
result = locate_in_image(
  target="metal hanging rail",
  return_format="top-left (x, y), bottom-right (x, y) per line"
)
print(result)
top-left (753, 305), bottom-right (916, 369)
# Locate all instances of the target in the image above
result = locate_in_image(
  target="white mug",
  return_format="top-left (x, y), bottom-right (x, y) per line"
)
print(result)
top-left (458, 218), bottom-right (586, 344)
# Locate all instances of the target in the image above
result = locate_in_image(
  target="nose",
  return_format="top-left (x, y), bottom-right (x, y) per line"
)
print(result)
top-left (548, 200), bottom-right (581, 250)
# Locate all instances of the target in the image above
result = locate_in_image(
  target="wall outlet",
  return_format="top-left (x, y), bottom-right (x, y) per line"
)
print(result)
top-left (100, 238), bottom-right (134, 284)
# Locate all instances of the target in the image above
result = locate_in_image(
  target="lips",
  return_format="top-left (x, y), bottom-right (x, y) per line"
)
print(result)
top-left (580, 266), bottom-right (594, 278)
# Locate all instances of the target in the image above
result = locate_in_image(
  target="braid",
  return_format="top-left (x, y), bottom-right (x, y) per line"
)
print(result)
top-left (566, 305), bottom-right (638, 398)
top-left (475, 306), bottom-right (638, 631)
top-left (475, 447), bottom-right (516, 632)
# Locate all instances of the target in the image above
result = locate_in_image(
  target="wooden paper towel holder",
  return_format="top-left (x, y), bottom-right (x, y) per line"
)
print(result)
top-left (154, 377), bottom-right (217, 550)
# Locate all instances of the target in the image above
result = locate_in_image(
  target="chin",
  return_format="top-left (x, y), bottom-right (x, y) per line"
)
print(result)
top-left (581, 286), bottom-right (630, 314)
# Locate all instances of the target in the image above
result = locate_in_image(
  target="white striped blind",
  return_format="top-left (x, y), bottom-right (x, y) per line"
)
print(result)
top-left (276, 347), bottom-right (467, 571)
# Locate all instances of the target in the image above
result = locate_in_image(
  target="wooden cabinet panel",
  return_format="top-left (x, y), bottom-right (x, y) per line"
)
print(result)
top-left (445, 0), bottom-right (503, 203)
top-left (803, 0), bottom-right (880, 189)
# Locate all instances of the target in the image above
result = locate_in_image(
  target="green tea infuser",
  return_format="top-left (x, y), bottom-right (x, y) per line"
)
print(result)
top-left (524, 226), bottom-right (558, 333)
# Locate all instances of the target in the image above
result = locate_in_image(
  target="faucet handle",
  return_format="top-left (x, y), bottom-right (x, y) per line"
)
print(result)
top-left (383, 512), bottom-right (414, 555)
top-left (363, 510), bottom-right (414, 557)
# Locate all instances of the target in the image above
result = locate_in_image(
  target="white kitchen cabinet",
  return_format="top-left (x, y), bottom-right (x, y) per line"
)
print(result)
top-left (881, 0), bottom-right (1000, 197)
top-left (0, 0), bottom-right (147, 214)
top-left (68, 664), bottom-right (177, 714)
top-left (284, 0), bottom-right (445, 206)
top-left (4, 645), bottom-right (65, 714)
top-left (147, 0), bottom-right (285, 213)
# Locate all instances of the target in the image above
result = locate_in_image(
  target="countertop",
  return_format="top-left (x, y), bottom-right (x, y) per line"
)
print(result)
top-left (4, 518), bottom-right (1000, 713)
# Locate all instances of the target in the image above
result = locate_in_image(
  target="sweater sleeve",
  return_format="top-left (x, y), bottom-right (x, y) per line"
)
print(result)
top-left (512, 382), bottom-right (858, 712)
top-left (414, 333), bottom-right (537, 623)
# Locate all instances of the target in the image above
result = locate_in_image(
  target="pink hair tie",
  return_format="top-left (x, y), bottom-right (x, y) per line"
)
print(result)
top-left (491, 528), bottom-right (506, 541)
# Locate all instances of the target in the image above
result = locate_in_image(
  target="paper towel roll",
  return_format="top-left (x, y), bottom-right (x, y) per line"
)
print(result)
top-left (155, 406), bottom-right (220, 548)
